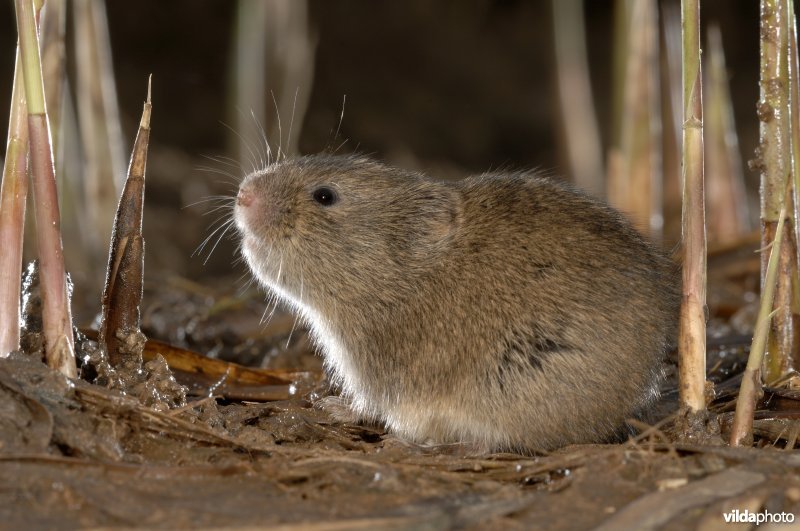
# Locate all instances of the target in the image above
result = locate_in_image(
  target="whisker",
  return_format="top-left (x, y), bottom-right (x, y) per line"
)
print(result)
top-left (235, 271), bottom-right (256, 295)
top-left (195, 165), bottom-right (240, 181)
top-left (286, 87), bottom-right (299, 157)
top-left (203, 221), bottom-right (236, 265)
top-left (182, 195), bottom-right (235, 209)
top-left (333, 138), bottom-right (349, 154)
top-left (270, 91), bottom-right (284, 161)
top-left (261, 291), bottom-right (281, 326)
top-left (193, 216), bottom-right (234, 257)
top-left (200, 154), bottom-right (245, 173)
top-left (220, 120), bottom-right (260, 174)
top-left (250, 108), bottom-right (273, 168)
top-left (236, 107), bottom-right (268, 170)
top-left (200, 204), bottom-right (236, 217)
top-left (334, 94), bottom-right (346, 141)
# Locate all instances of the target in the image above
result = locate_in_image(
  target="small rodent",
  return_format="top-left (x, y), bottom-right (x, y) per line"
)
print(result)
top-left (234, 154), bottom-right (680, 453)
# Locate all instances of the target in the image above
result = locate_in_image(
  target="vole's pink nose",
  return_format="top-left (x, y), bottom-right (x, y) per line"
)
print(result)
top-left (237, 187), bottom-right (254, 207)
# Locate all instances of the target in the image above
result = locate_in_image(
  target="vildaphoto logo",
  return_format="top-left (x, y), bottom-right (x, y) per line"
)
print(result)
top-left (723, 509), bottom-right (795, 525)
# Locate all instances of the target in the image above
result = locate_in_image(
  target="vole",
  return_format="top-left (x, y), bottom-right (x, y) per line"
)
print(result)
top-left (234, 154), bottom-right (679, 453)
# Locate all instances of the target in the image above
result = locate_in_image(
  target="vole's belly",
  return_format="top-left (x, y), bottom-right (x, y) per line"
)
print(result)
top-left (381, 398), bottom-right (501, 448)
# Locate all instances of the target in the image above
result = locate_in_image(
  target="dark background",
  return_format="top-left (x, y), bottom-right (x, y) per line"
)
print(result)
top-left (0, 0), bottom-right (762, 302)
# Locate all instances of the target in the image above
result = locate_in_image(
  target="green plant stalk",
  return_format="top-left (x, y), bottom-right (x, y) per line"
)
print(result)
top-left (678, 0), bottom-right (707, 413)
top-left (759, 0), bottom-right (796, 384)
top-left (731, 193), bottom-right (789, 445)
top-left (0, 49), bottom-right (30, 356)
top-left (15, 0), bottom-right (76, 377)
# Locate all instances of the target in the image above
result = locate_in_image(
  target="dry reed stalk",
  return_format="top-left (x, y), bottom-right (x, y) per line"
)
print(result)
top-left (606, 0), bottom-right (661, 237)
top-left (74, 0), bottom-right (125, 259)
top-left (610, 0), bottom-right (632, 149)
top-left (705, 25), bottom-right (751, 244)
top-left (677, 0), bottom-right (707, 413)
top-left (15, 0), bottom-right (76, 377)
top-left (231, 0), bottom-right (315, 163)
top-left (231, 0), bottom-right (269, 167)
top-left (660, 2), bottom-right (683, 247)
top-left (552, 0), bottom-right (603, 196)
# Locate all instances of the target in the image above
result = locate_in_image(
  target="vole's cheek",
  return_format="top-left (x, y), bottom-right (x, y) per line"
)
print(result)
top-left (240, 236), bottom-right (273, 284)
top-left (239, 235), bottom-right (256, 265)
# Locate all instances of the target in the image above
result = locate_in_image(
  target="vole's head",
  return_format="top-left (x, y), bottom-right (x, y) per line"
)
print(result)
top-left (234, 155), bottom-right (462, 313)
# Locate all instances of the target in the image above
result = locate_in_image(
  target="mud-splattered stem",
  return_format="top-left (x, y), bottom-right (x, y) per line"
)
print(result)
top-left (789, 2), bottom-right (800, 374)
top-left (678, 0), bottom-right (707, 413)
top-left (0, 50), bottom-right (30, 356)
top-left (758, 0), bottom-right (798, 385)
top-left (15, 0), bottom-right (76, 377)
top-left (731, 191), bottom-right (789, 446)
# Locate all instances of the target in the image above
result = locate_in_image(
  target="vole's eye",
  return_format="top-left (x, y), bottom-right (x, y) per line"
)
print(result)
top-left (312, 186), bottom-right (338, 206)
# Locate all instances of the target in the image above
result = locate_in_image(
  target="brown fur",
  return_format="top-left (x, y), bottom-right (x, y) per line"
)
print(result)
top-left (234, 154), bottom-right (680, 453)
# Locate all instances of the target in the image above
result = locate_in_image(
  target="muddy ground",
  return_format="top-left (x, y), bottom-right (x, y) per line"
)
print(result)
top-left (1, 243), bottom-right (799, 530)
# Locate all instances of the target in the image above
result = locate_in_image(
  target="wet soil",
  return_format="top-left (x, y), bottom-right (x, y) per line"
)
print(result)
top-left (2, 244), bottom-right (799, 529)
top-left (2, 348), bottom-right (799, 530)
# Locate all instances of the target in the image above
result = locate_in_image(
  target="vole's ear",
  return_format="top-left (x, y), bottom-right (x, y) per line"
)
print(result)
top-left (414, 186), bottom-right (463, 249)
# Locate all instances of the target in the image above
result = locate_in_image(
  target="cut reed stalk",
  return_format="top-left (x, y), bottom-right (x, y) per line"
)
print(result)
top-left (677, 0), bottom-right (707, 413)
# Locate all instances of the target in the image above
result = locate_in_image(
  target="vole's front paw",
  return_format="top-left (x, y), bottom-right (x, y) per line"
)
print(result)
top-left (315, 395), bottom-right (364, 424)
top-left (314, 395), bottom-right (359, 424)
